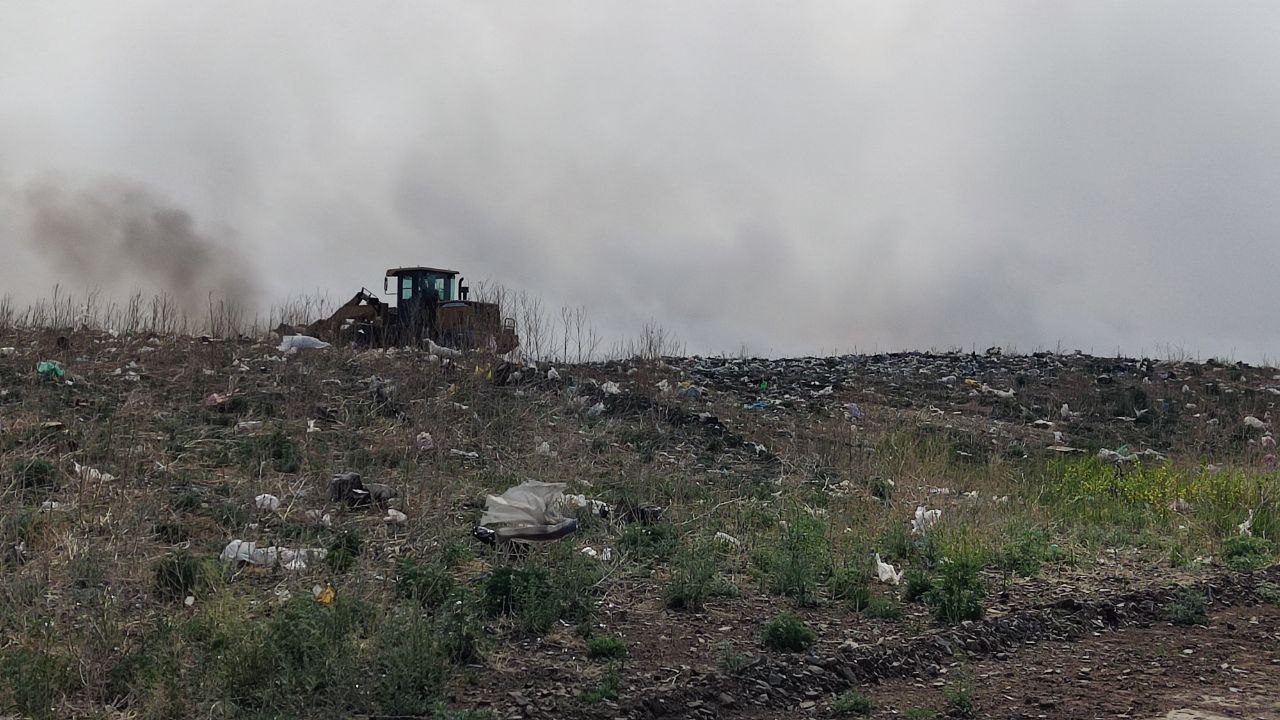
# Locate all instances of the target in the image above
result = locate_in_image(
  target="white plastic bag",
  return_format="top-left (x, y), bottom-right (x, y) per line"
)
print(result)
top-left (276, 335), bottom-right (331, 352)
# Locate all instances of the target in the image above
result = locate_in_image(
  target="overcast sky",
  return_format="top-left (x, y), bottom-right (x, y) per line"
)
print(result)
top-left (2, 2), bottom-right (1279, 359)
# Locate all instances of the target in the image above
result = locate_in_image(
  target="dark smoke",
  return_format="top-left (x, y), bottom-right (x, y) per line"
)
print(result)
top-left (24, 179), bottom-right (258, 317)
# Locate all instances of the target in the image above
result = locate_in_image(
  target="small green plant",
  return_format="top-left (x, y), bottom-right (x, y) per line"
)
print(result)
top-left (376, 614), bottom-right (450, 716)
top-left (1, 647), bottom-right (75, 720)
top-left (665, 543), bottom-right (737, 611)
top-left (620, 522), bottom-right (680, 560)
top-left (943, 667), bottom-right (975, 718)
top-left (761, 511), bottom-right (830, 605)
top-left (482, 550), bottom-right (602, 635)
top-left (902, 567), bottom-right (934, 602)
top-left (903, 708), bottom-right (939, 720)
top-left (1163, 586), bottom-right (1208, 626)
top-left (578, 661), bottom-right (622, 704)
top-left (436, 593), bottom-right (486, 664)
top-left (831, 689), bottom-right (873, 716)
top-left (1221, 535), bottom-right (1273, 571)
top-left (924, 553), bottom-right (985, 623)
top-left (760, 612), bottom-right (816, 652)
top-left (1260, 582), bottom-right (1280, 607)
top-left (326, 529), bottom-right (363, 574)
top-left (829, 566), bottom-right (872, 611)
top-left (241, 429), bottom-right (302, 473)
top-left (996, 528), bottom-right (1050, 577)
top-left (13, 458), bottom-right (56, 491)
top-left (586, 635), bottom-right (627, 660)
top-left (717, 641), bottom-right (752, 675)
top-left (152, 550), bottom-right (205, 600)
top-left (396, 558), bottom-right (454, 609)
top-left (864, 595), bottom-right (904, 620)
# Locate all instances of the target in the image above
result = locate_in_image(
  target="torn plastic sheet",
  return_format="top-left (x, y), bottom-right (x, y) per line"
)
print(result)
top-left (476, 481), bottom-right (583, 543)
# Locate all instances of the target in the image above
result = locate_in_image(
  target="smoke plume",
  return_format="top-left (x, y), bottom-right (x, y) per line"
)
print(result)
top-left (22, 179), bottom-right (258, 318)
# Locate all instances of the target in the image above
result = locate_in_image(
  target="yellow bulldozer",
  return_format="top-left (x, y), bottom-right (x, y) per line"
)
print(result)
top-left (300, 266), bottom-right (519, 353)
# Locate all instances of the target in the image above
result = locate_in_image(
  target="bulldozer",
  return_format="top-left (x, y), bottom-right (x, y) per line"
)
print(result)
top-left (299, 266), bottom-right (519, 353)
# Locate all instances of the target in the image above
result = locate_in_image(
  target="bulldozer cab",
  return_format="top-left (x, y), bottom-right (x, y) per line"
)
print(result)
top-left (379, 266), bottom-right (517, 353)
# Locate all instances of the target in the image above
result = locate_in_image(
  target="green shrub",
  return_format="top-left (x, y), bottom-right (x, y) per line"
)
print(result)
top-left (376, 614), bottom-right (449, 716)
top-left (241, 429), bottom-right (302, 473)
top-left (760, 612), bottom-right (816, 652)
top-left (761, 511), bottom-right (830, 605)
top-left (829, 567), bottom-right (871, 611)
top-left (1221, 535), bottom-right (1272, 571)
top-left (13, 458), bottom-right (56, 491)
top-left (586, 635), bottom-right (627, 660)
top-left (483, 550), bottom-right (602, 635)
top-left (326, 530), bottom-right (364, 574)
top-left (152, 550), bottom-right (206, 600)
top-left (1, 647), bottom-right (75, 720)
top-left (903, 709), bottom-right (938, 720)
top-left (997, 528), bottom-right (1050, 577)
top-left (1164, 586), bottom-right (1208, 626)
top-left (717, 642), bottom-right (752, 675)
top-left (396, 558), bottom-right (454, 609)
top-left (944, 668), bottom-right (975, 718)
top-left (902, 567), bottom-right (934, 602)
top-left (665, 544), bottom-right (737, 611)
top-left (620, 522), bottom-right (680, 560)
top-left (865, 595), bottom-right (904, 620)
top-left (924, 554), bottom-right (985, 623)
top-left (831, 689), bottom-right (873, 716)
top-left (578, 661), bottom-right (622, 704)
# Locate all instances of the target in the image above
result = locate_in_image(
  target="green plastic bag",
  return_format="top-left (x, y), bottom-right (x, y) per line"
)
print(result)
top-left (36, 360), bottom-right (65, 380)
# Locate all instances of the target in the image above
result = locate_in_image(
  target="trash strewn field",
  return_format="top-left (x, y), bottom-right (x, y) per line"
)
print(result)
top-left (1, 329), bottom-right (1278, 719)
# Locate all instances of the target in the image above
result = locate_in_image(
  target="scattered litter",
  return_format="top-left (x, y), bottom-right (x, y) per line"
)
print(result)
top-left (276, 335), bottom-right (331, 352)
top-left (255, 494), bottom-right (281, 512)
top-left (812, 385), bottom-right (834, 397)
top-left (1238, 509), bottom-right (1255, 537)
top-left (1168, 497), bottom-right (1192, 513)
top-left (304, 510), bottom-right (333, 527)
top-left (416, 432), bottom-right (435, 450)
top-left (36, 360), bottom-right (65, 380)
top-left (205, 392), bottom-right (232, 407)
top-left (426, 339), bottom-right (461, 358)
top-left (474, 480), bottom-right (579, 543)
top-left (547, 367), bottom-right (560, 381)
top-left (73, 462), bottom-right (115, 483)
top-left (845, 403), bottom-right (865, 420)
top-left (745, 401), bottom-right (770, 410)
top-left (385, 508), bottom-right (408, 525)
top-left (874, 553), bottom-right (904, 585)
top-left (657, 379), bottom-right (671, 392)
top-left (535, 441), bottom-right (554, 457)
top-left (306, 419), bottom-right (320, 433)
top-left (314, 585), bottom-right (336, 605)
top-left (992, 496), bottom-right (1009, 504)
top-left (0, 347), bottom-right (15, 356)
top-left (585, 401), bottom-right (606, 418)
top-left (219, 540), bottom-right (327, 570)
top-left (1244, 415), bottom-right (1267, 430)
top-left (911, 506), bottom-right (941, 534)
top-left (676, 386), bottom-right (701, 400)
top-left (235, 421), bottom-right (263, 435)
top-left (1097, 446), bottom-right (1137, 464)
top-left (450, 449), bottom-right (479, 459)
top-left (602, 381), bottom-right (621, 395)
top-left (330, 472), bottom-right (397, 507)
top-left (1263, 435), bottom-right (1276, 449)
top-left (39, 501), bottom-right (64, 511)
top-left (714, 531), bottom-right (740, 546)
top-left (562, 493), bottom-right (609, 516)
top-left (978, 383), bottom-right (1015, 399)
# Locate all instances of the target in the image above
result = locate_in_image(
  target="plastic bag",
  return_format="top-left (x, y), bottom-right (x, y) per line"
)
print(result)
top-left (276, 335), bottom-right (331, 352)
top-left (478, 481), bottom-right (579, 542)
top-left (36, 360), bottom-right (65, 380)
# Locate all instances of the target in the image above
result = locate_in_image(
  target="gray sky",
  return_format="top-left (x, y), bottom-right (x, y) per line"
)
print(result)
top-left (2, 2), bottom-right (1279, 359)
